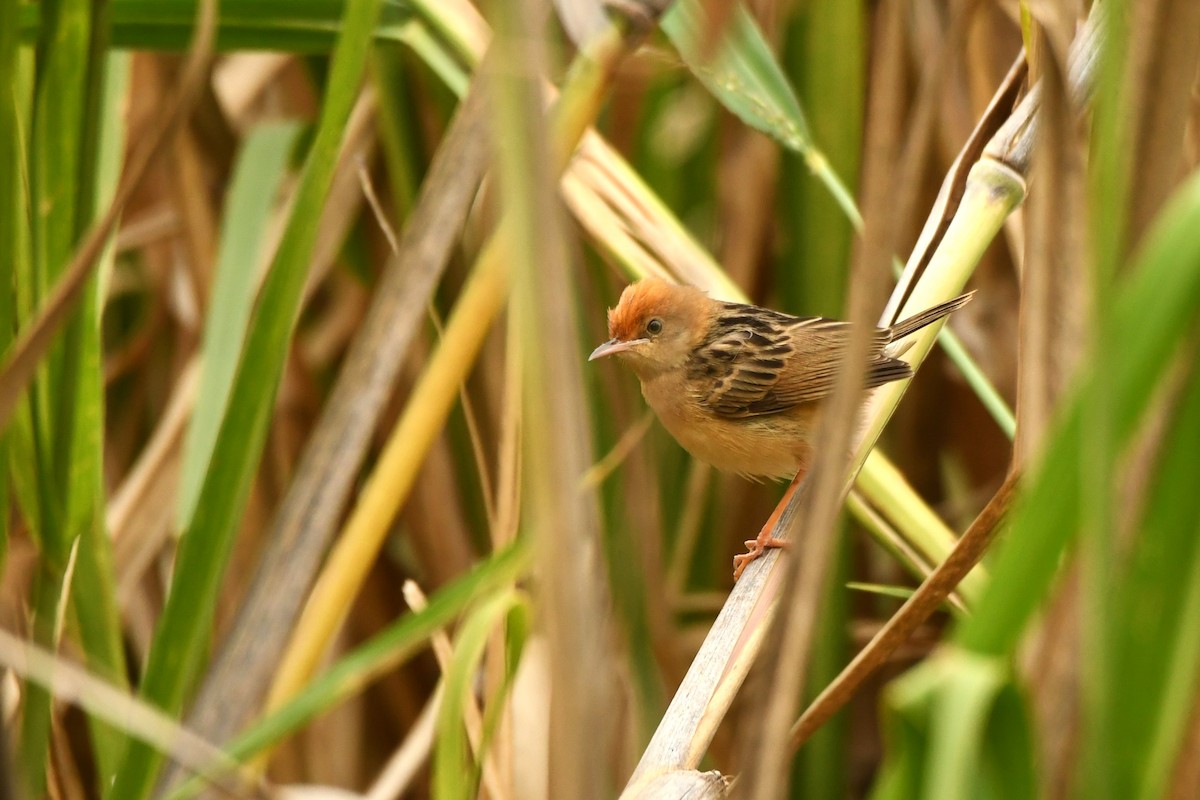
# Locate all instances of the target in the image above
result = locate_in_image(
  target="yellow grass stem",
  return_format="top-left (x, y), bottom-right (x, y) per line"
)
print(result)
top-left (856, 158), bottom-right (1026, 458)
top-left (857, 451), bottom-right (988, 604)
top-left (262, 230), bottom-right (509, 722)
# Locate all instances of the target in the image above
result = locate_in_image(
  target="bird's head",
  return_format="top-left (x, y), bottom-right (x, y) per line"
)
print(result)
top-left (589, 278), bottom-right (711, 376)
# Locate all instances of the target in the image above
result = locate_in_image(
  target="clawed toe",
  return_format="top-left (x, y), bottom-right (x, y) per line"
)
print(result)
top-left (732, 551), bottom-right (758, 581)
top-left (732, 536), bottom-right (791, 581)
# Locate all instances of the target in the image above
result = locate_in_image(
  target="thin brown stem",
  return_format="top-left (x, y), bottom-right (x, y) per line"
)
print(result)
top-left (789, 470), bottom-right (1020, 750)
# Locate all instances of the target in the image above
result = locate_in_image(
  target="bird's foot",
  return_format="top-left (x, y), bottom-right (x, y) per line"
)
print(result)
top-left (732, 534), bottom-right (790, 581)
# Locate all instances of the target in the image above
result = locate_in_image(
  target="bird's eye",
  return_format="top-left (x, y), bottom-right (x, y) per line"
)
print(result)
top-left (646, 318), bottom-right (663, 335)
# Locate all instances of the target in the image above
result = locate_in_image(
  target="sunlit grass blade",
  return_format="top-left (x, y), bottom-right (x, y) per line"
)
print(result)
top-left (176, 121), bottom-right (301, 529)
top-left (108, 1), bottom-right (384, 797)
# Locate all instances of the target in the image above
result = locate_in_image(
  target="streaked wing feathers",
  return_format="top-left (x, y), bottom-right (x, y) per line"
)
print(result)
top-left (689, 302), bottom-right (910, 418)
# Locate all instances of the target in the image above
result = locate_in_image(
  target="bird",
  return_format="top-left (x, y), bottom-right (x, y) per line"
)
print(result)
top-left (589, 277), bottom-right (972, 579)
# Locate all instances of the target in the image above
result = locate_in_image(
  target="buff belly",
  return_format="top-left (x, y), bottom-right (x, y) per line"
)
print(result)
top-left (640, 377), bottom-right (814, 480)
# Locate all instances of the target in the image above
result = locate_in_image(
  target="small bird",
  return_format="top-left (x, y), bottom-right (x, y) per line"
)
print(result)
top-left (589, 278), bottom-right (971, 578)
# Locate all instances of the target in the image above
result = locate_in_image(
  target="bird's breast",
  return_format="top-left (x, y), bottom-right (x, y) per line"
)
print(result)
top-left (638, 372), bottom-right (814, 480)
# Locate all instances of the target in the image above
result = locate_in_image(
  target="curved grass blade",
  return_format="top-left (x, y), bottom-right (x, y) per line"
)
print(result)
top-left (662, 0), bottom-right (811, 150)
top-left (662, 0), bottom-right (859, 224)
top-left (872, 651), bottom-right (1035, 800)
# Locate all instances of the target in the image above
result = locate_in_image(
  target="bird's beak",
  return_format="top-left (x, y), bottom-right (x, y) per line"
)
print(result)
top-left (589, 337), bottom-right (648, 361)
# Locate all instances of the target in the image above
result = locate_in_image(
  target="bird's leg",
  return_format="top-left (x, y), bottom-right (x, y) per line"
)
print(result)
top-left (733, 476), bottom-right (801, 580)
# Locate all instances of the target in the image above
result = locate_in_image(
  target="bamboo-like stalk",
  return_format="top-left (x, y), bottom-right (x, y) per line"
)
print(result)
top-left (623, 6), bottom-right (1107, 794)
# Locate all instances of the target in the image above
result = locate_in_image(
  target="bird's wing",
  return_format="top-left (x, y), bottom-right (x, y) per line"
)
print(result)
top-left (689, 303), bottom-right (910, 418)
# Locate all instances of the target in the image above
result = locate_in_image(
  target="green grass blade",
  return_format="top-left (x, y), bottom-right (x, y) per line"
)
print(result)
top-left (937, 329), bottom-right (1016, 438)
top-left (176, 121), bottom-right (301, 529)
top-left (1109, 360), bottom-right (1200, 800)
top-left (777, 0), bottom-right (863, 316)
top-left (0, 0), bottom-right (21, 581)
top-left (662, 0), bottom-right (861, 226)
top-left (957, 169), bottom-right (1200, 658)
top-left (29, 0), bottom-right (91, 560)
top-left (19, 0), bottom-right (95, 792)
top-left (35, 0), bottom-right (94, 542)
top-left (1079, 6), bottom-right (1129, 792)
top-left (20, 0), bottom-right (423, 53)
top-left (663, 0), bottom-right (812, 152)
top-left (921, 655), bottom-right (1033, 799)
top-left (5, 35), bottom-right (37, 549)
top-left (18, 568), bottom-right (64, 797)
top-left (371, 46), bottom-right (424, 220)
top-left (68, 48), bottom-right (132, 787)
top-left (109, 1), bottom-right (384, 797)
top-left (871, 651), bottom-right (1035, 800)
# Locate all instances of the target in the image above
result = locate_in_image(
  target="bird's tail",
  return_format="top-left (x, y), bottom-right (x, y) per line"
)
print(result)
top-left (885, 291), bottom-right (974, 342)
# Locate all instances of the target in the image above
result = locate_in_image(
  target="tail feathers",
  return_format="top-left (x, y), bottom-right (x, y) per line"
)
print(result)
top-left (885, 291), bottom-right (974, 342)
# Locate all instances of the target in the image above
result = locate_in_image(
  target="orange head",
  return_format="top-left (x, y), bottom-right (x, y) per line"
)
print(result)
top-left (589, 278), bottom-right (712, 376)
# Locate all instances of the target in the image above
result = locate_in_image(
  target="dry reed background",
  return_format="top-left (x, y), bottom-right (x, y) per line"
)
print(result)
top-left (2, 0), bottom-right (1200, 798)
